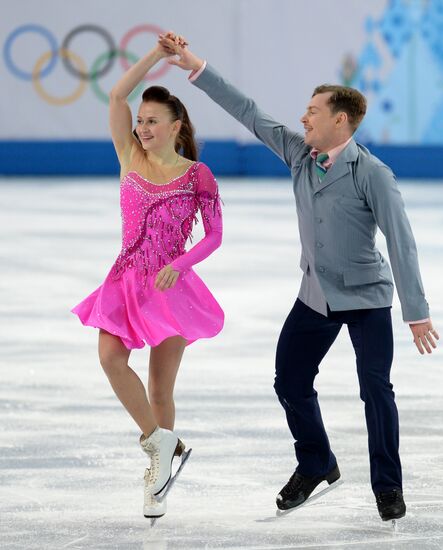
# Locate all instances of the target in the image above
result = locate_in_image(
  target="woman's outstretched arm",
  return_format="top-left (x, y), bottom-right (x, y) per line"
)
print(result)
top-left (108, 45), bottom-right (172, 168)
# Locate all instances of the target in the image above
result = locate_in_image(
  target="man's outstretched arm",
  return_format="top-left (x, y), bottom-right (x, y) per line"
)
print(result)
top-left (159, 33), bottom-right (307, 169)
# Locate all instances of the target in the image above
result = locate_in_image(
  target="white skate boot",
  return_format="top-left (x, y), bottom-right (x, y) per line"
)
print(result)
top-left (143, 468), bottom-right (167, 518)
top-left (140, 427), bottom-right (185, 496)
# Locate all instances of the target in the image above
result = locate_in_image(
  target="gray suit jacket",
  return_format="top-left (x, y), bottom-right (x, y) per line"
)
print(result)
top-left (192, 64), bottom-right (429, 322)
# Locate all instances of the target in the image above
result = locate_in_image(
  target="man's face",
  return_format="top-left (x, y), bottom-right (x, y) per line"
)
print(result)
top-left (300, 92), bottom-right (339, 151)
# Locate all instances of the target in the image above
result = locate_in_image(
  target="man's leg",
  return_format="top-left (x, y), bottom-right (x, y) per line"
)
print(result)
top-left (346, 307), bottom-right (402, 494)
top-left (274, 299), bottom-right (342, 477)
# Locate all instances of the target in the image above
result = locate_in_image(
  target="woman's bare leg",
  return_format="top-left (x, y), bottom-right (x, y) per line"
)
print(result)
top-left (98, 329), bottom-right (156, 436)
top-left (148, 336), bottom-right (187, 430)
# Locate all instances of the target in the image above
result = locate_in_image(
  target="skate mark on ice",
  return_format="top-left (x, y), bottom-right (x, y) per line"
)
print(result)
top-left (256, 479), bottom-right (344, 523)
top-left (245, 534), bottom-right (443, 547)
top-left (150, 448), bottom-right (192, 527)
top-left (61, 534), bottom-right (89, 548)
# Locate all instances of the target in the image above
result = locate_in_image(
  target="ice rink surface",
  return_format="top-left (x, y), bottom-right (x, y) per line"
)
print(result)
top-left (1, 177), bottom-right (442, 550)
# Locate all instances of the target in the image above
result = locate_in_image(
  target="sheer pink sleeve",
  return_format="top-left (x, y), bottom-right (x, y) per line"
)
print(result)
top-left (171, 163), bottom-right (222, 272)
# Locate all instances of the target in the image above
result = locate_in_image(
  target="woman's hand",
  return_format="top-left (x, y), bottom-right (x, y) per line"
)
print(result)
top-left (158, 32), bottom-right (204, 72)
top-left (152, 41), bottom-right (176, 60)
top-left (155, 264), bottom-right (180, 291)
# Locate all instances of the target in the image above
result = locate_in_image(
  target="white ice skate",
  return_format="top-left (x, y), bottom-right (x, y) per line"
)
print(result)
top-left (140, 427), bottom-right (185, 496)
top-left (143, 468), bottom-right (167, 518)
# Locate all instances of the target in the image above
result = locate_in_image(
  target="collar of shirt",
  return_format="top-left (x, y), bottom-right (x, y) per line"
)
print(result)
top-left (310, 137), bottom-right (353, 169)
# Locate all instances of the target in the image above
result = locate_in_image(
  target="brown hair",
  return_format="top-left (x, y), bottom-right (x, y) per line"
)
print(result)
top-left (135, 86), bottom-right (198, 161)
top-left (312, 84), bottom-right (367, 132)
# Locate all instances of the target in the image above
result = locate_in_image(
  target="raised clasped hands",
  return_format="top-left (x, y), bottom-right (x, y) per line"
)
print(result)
top-left (151, 31), bottom-right (182, 60)
top-left (158, 31), bottom-right (204, 71)
top-left (409, 321), bottom-right (439, 354)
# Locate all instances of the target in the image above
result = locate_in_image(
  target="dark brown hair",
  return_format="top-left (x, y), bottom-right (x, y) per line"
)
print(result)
top-left (134, 86), bottom-right (198, 161)
top-left (312, 84), bottom-right (367, 132)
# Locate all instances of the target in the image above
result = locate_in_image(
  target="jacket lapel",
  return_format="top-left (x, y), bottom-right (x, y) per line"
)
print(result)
top-left (314, 139), bottom-right (359, 193)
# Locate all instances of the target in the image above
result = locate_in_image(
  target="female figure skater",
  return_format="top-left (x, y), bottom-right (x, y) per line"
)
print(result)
top-left (71, 38), bottom-right (224, 518)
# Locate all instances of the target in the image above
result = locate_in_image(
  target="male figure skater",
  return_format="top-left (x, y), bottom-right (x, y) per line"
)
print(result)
top-left (159, 33), bottom-right (439, 521)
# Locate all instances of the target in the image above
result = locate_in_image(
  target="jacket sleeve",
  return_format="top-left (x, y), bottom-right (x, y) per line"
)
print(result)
top-left (191, 63), bottom-right (307, 169)
top-left (170, 163), bottom-right (222, 272)
top-left (363, 163), bottom-right (429, 322)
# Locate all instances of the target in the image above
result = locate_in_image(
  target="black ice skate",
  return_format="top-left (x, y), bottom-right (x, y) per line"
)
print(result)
top-left (276, 464), bottom-right (341, 511)
top-left (375, 489), bottom-right (406, 522)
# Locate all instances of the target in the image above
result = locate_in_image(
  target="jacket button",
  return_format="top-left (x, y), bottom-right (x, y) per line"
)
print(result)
top-left (316, 242), bottom-right (324, 248)
top-left (314, 192), bottom-right (322, 198)
top-left (318, 266), bottom-right (325, 273)
top-left (316, 218), bottom-right (322, 223)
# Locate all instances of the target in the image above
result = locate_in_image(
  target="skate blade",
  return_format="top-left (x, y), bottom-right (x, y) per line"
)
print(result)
top-left (256, 478), bottom-right (344, 523)
top-left (150, 517), bottom-right (160, 528)
top-left (276, 479), bottom-right (344, 517)
top-left (156, 449), bottom-right (192, 502)
top-left (152, 442), bottom-right (188, 497)
top-left (150, 449), bottom-right (192, 528)
top-left (387, 516), bottom-right (405, 533)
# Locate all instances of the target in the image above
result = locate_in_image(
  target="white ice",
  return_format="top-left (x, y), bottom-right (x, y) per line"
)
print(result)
top-left (1, 177), bottom-right (442, 549)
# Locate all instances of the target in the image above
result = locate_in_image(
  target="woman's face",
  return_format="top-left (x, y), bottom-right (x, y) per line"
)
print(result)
top-left (135, 101), bottom-right (181, 151)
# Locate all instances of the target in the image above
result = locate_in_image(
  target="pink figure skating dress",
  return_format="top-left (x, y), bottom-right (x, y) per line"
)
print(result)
top-left (72, 162), bottom-right (224, 349)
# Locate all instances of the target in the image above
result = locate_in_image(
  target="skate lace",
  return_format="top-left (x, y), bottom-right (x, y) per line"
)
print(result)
top-left (282, 472), bottom-right (304, 497)
top-left (143, 441), bottom-right (160, 486)
top-left (143, 469), bottom-right (156, 504)
top-left (376, 490), bottom-right (401, 506)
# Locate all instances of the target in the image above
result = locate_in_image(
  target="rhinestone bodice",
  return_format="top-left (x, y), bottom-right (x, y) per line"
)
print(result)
top-left (111, 162), bottom-right (221, 282)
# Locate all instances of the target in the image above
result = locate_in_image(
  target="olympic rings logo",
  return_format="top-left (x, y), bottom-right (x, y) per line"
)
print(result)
top-left (3, 23), bottom-right (171, 106)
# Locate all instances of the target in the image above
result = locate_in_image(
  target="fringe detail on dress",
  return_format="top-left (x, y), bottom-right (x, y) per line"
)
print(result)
top-left (111, 193), bottom-right (198, 284)
top-left (111, 163), bottom-right (221, 284)
top-left (197, 191), bottom-right (223, 231)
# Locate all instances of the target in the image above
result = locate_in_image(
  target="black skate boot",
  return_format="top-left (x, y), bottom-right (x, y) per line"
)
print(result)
top-left (375, 489), bottom-right (406, 521)
top-left (276, 464), bottom-right (341, 510)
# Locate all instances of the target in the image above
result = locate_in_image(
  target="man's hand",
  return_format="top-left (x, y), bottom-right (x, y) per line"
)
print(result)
top-left (409, 320), bottom-right (439, 354)
top-left (155, 264), bottom-right (180, 291)
top-left (158, 32), bottom-right (204, 72)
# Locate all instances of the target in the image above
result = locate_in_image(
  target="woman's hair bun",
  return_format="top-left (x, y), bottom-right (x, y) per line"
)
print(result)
top-left (142, 86), bottom-right (171, 102)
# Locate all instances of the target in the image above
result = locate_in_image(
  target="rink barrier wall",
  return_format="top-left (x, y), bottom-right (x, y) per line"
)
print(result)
top-left (0, 140), bottom-right (442, 179)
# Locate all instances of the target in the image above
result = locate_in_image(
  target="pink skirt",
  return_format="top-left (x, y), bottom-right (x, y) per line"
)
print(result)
top-left (72, 267), bottom-right (224, 349)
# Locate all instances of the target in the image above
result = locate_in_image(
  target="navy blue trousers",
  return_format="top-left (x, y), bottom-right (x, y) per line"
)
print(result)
top-left (274, 298), bottom-right (401, 494)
